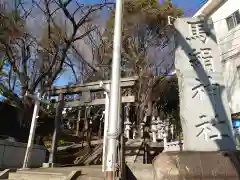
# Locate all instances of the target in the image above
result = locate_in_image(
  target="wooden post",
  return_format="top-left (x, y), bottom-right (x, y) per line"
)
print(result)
top-left (143, 142), bottom-right (148, 164)
top-left (48, 94), bottom-right (64, 166)
top-left (98, 112), bottom-right (104, 139)
top-left (88, 116), bottom-right (93, 148)
top-left (76, 108), bottom-right (82, 136)
top-left (81, 107), bottom-right (88, 148)
top-left (85, 107), bottom-right (91, 149)
top-left (119, 104), bottom-right (126, 180)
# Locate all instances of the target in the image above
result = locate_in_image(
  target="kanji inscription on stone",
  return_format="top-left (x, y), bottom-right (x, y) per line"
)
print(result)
top-left (200, 48), bottom-right (214, 72)
top-left (189, 48), bottom-right (214, 72)
top-left (186, 21), bottom-right (208, 43)
top-left (196, 121), bottom-right (212, 141)
top-left (196, 115), bottom-right (229, 142)
top-left (192, 83), bottom-right (205, 101)
top-left (192, 75), bottom-right (221, 99)
top-left (174, 17), bottom-right (236, 151)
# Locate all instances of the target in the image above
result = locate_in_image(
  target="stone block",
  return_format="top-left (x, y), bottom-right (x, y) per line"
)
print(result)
top-left (153, 151), bottom-right (240, 180)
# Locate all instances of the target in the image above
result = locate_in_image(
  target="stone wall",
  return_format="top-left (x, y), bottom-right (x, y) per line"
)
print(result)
top-left (0, 140), bottom-right (46, 169)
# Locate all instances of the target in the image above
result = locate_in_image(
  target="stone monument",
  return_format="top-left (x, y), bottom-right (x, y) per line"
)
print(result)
top-left (153, 17), bottom-right (240, 180)
top-left (175, 17), bottom-right (236, 151)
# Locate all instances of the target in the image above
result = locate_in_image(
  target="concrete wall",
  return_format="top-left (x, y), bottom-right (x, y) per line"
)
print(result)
top-left (0, 140), bottom-right (46, 169)
top-left (209, 0), bottom-right (240, 114)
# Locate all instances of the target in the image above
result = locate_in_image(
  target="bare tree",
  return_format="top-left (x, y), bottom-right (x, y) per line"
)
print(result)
top-left (0, 0), bottom-right (112, 125)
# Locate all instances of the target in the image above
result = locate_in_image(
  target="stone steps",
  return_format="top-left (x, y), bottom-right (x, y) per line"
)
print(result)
top-left (8, 171), bottom-right (66, 180)
top-left (7, 166), bottom-right (104, 180)
top-left (77, 176), bottom-right (104, 180)
top-left (6, 163), bottom-right (154, 180)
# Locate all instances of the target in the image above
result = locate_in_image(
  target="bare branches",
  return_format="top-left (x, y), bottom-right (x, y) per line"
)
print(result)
top-left (64, 56), bottom-right (78, 82)
top-left (25, 0), bottom-right (110, 93)
top-left (18, 0), bottom-right (35, 19)
top-left (71, 45), bottom-right (99, 73)
top-left (57, 0), bottom-right (77, 29)
top-left (73, 26), bottom-right (96, 42)
top-left (0, 0), bottom-right (113, 100)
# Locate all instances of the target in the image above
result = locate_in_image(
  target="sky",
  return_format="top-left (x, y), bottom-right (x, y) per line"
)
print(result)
top-left (171, 0), bottom-right (207, 16)
top-left (55, 0), bottom-right (208, 86)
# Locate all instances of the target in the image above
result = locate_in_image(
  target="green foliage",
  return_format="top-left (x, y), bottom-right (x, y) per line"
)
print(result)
top-left (155, 75), bottom-right (179, 117)
top-left (102, 0), bottom-right (182, 74)
top-left (105, 0), bottom-right (182, 37)
top-left (90, 0), bottom-right (182, 123)
top-left (43, 139), bottom-right (65, 151)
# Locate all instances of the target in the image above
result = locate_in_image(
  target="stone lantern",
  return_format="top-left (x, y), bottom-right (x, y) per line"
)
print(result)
top-left (156, 117), bottom-right (163, 140)
top-left (124, 120), bottom-right (132, 139)
top-left (140, 121), bottom-right (145, 138)
top-left (151, 116), bottom-right (158, 142)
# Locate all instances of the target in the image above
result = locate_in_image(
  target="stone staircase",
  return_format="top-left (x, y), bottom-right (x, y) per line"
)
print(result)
top-left (5, 164), bottom-right (153, 180)
top-left (7, 166), bottom-right (104, 180)
top-left (9, 171), bottom-right (67, 180)
top-left (125, 139), bottom-right (144, 163)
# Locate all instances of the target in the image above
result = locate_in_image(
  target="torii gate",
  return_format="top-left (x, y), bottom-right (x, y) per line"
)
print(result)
top-left (22, 76), bottom-right (137, 169)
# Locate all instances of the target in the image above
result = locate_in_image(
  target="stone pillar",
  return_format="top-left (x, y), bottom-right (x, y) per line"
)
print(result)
top-left (163, 133), bottom-right (168, 151)
top-left (124, 121), bottom-right (131, 139)
top-left (174, 17), bottom-right (236, 151)
top-left (170, 124), bottom-right (174, 141)
top-left (153, 17), bottom-right (239, 180)
top-left (132, 122), bottom-right (137, 139)
top-left (140, 121), bottom-right (145, 138)
top-left (164, 122), bottom-right (169, 138)
top-left (124, 103), bottom-right (131, 139)
top-left (156, 117), bottom-right (163, 140)
top-left (151, 116), bottom-right (157, 142)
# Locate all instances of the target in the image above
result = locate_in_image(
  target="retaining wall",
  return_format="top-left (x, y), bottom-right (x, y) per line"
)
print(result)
top-left (0, 140), bottom-right (46, 169)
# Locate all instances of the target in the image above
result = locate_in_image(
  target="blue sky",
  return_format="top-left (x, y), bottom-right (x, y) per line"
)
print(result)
top-left (171, 0), bottom-right (207, 16)
top-left (55, 0), bottom-right (208, 86)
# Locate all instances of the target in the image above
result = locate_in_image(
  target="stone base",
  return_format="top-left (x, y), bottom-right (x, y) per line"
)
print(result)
top-left (42, 163), bottom-right (60, 168)
top-left (152, 151), bottom-right (240, 180)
